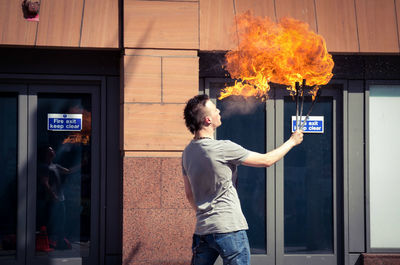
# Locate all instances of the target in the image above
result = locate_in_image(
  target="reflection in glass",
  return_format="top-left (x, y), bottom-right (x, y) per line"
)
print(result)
top-left (0, 94), bottom-right (18, 258)
top-left (36, 94), bottom-right (91, 257)
top-left (217, 96), bottom-right (267, 254)
top-left (284, 97), bottom-right (333, 254)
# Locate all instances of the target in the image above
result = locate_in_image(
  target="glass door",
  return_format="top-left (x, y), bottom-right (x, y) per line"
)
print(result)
top-left (27, 84), bottom-right (100, 265)
top-left (275, 85), bottom-right (343, 265)
top-left (206, 78), bottom-right (343, 265)
top-left (0, 82), bottom-right (100, 265)
top-left (0, 84), bottom-right (28, 265)
top-left (0, 93), bottom-right (18, 259)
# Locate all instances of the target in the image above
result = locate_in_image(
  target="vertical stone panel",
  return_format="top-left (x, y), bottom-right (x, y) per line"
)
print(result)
top-left (200, 0), bottom-right (236, 51)
top-left (81, 0), bottom-right (119, 48)
top-left (124, 0), bottom-right (199, 49)
top-left (124, 55), bottom-right (162, 103)
top-left (396, 0), bottom-right (400, 50)
top-left (123, 208), bottom-right (194, 264)
top-left (123, 157), bottom-right (162, 209)
top-left (235, 0), bottom-right (276, 20)
top-left (0, 0), bottom-right (37, 45)
top-left (275, 0), bottom-right (317, 32)
top-left (355, 0), bottom-right (399, 52)
top-left (0, 0), bottom-right (119, 48)
top-left (123, 157), bottom-right (195, 265)
top-left (362, 254), bottom-right (400, 265)
top-left (315, 0), bottom-right (359, 52)
top-left (36, 0), bottom-right (84, 47)
top-left (200, 0), bottom-right (277, 51)
top-left (123, 103), bottom-right (192, 151)
top-left (123, 49), bottom-right (198, 153)
top-left (162, 57), bottom-right (199, 103)
top-left (161, 158), bottom-right (192, 209)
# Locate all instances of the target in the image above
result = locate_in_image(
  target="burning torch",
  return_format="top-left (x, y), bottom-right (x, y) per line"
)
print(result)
top-left (220, 12), bottom-right (334, 127)
top-left (295, 79), bottom-right (322, 131)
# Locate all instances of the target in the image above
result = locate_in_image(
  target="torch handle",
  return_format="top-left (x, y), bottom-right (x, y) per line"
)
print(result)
top-left (298, 79), bottom-right (306, 128)
top-left (299, 88), bottom-right (321, 130)
top-left (295, 82), bottom-right (300, 130)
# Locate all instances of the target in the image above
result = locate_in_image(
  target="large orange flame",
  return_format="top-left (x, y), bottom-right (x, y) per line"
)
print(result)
top-left (220, 12), bottom-right (334, 100)
top-left (62, 108), bottom-right (91, 145)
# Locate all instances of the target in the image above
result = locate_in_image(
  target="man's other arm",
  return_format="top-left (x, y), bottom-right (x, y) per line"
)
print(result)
top-left (183, 174), bottom-right (197, 211)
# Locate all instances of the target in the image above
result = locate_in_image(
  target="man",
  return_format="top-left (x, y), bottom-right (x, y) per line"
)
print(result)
top-left (182, 94), bottom-right (303, 265)
top-left (37, 145), bottom-right (72, 249)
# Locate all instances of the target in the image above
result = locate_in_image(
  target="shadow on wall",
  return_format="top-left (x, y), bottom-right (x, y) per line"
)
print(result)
top-left (121, 21), bottom-right (154, 265)
top-left (122, 241), bottom-right (191, 265)
top-left (120, 20), bottom-right (154, 103)
top-left (355, 255), bottom-right (362, 265)
top-left (122, 242), bottom-right (142, 265)
top-left (123, 20), bottom-right (154, 66)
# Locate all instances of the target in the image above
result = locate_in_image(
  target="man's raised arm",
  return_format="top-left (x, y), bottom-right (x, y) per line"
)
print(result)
top-left (242, 130), bottom-right (303, 168)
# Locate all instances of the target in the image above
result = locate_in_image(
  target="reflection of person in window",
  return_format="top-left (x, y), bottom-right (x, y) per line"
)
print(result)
top-left (37, 145), bottom-right (72, 250)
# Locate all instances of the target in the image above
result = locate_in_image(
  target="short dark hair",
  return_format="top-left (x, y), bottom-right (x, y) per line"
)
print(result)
top-left (183, 94), bottom-right (210, 134)
top-left (37, 144), bottom-right (52, 162)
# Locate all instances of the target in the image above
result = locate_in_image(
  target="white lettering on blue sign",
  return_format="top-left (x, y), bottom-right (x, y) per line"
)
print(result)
top-left (47, 114), bottom-right (82, 131)
top-left (291, 116), bottom-right (324, 133)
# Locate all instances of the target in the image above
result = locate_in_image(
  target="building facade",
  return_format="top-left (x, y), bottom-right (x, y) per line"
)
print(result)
top-left (0, 0), bottom-right (399, 264)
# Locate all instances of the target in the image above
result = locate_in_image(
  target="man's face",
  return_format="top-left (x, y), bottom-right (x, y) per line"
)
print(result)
top-left (47, 147), bottom-right (56, 160)
top-left (204, 100), bottom-right (221, 128)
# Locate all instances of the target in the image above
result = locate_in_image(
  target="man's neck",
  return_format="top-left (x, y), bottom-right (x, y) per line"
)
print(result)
top-left (194, 127), bottom-right (215, 140)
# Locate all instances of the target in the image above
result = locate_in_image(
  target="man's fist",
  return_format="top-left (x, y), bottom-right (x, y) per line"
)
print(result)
top-left (290, 130), bottom-right (304, 146)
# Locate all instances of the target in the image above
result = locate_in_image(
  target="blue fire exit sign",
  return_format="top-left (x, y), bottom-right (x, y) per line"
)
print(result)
top-left (48, 113), bottom-right (82, 131)
top-left (291, 116), bottom-right (324, 133)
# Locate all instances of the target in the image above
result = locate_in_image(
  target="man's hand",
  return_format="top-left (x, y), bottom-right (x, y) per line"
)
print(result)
top-left (290, 130), bottom-right (304, 146)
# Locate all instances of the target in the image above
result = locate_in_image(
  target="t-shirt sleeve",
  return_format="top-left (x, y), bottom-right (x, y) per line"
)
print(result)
top-left (181, 152), bottom-right (187, 176)
top-left (222, 140), bottom-right (250, 165)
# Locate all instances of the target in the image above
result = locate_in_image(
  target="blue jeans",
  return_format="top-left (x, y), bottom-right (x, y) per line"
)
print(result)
top-left (191, 230), bottom-right (250, 265)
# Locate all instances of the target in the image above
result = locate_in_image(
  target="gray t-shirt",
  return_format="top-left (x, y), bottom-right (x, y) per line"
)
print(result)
top-left (182, 138), bottom-right (250, 235)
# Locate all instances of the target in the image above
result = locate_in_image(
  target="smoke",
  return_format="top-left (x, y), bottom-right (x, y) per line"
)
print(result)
top-left (219, 95), bottom-right (264, 119)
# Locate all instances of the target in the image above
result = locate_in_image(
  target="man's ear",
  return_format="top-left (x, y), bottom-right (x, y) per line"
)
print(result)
top-left (204, 116), bottom-right (212, 125)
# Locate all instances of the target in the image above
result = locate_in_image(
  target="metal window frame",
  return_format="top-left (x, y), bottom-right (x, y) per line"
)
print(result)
top-left (345, 79), bottom-right (366, 265)
top-left (274, 81), bottom-right (344, 265)
top-left (0, 84), bottom-right (28, 265)
top-left (0, 74), bottom-right (107, 265)
top-left (203, 77), bottom-right (347, 265)
top-left (365, 80), bottom-right (400, 253)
